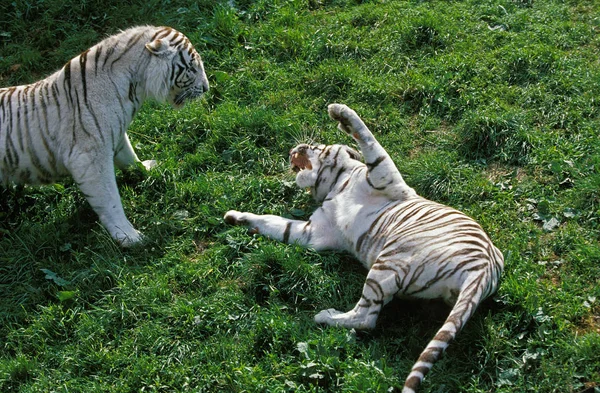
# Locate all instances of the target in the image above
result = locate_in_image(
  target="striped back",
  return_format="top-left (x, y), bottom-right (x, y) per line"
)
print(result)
top-left (0, 26), bottom-right (208, 185)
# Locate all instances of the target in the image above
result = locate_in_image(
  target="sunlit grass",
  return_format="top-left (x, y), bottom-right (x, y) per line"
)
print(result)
top-left (1, 0), bottom-right (599, 392)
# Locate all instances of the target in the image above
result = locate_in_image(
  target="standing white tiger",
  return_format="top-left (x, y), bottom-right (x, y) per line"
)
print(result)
top-left (225, 104), bottom-right (504, 392)
top-left (0, 26), bottom-right (209, 246)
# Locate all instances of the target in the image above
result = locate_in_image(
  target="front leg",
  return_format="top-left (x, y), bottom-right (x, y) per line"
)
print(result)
top-left (114, 133), bottom-right (156, 171)
top-left (224, 208), bottom-right (342, 251)
top-left (328, 104), bottom-right (415, 200)
top-left (69, 154), bottom-right (142, 247)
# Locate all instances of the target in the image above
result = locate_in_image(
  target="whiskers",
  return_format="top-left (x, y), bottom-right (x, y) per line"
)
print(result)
top-left (289, 127), bottom-right (319, 147)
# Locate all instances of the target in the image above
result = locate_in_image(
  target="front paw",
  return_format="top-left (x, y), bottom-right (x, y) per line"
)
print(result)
top-left (327, 103), bottom-right (348, 122)
top-left (327, 104), bottom-right (367, 142)
top-left (224, 211), bottom-right (260, 235)
top-left (224, 210), bottom-right (250, 226)
top-left (327, 104), bottom-right (354, 133)
top-left (115, 229), bottom-right (144, 248)
top-left (141, 159), bottom-right (158, 170)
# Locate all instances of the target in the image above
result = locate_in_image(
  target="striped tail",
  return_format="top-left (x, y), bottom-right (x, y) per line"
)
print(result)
top-left (402, 274), bottom-right (488, 393)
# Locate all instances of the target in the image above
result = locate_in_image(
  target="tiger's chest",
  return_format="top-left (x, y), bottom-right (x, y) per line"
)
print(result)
top-left (322, 184), bottom-right (401, 268)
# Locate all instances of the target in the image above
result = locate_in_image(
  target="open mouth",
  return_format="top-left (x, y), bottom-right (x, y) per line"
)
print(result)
top-left (290, 152), bottom-right (312, 173)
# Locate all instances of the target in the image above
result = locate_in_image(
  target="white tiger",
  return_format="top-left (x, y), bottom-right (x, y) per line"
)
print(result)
top-left (225, 104), bottom-right (504, 392)
top-left (0, 26), bottom-right (209, 246)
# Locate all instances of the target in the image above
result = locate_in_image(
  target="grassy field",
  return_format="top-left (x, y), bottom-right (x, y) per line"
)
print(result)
top-left (1, 0), bottom-right (599, 392)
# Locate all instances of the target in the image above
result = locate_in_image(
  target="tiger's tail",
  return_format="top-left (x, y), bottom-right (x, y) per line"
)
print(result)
top-left (401, 273), bottom-right (488, 393)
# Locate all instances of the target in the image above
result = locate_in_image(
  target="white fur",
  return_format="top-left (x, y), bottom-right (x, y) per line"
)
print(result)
top-left (225, 104), bottom-right (504, 392)
top-left (0, 26), bottom-right (209, 246)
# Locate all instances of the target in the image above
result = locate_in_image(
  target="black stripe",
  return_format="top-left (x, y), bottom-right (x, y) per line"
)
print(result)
top-left (50, 82), bottom-right (62, 123)
top-left (94, 45), bottom-right (102, 75)
top-left (366, 155), bottom-right (386, 171)
top-left (170, 63), bottom-right (179, 85)
top-left (74, 90), bottom-right (93, 139)
top-left (63, 59), bottom-right (75, 108)
top-left (337, 177), bottom-right (352, 193)
top-left (102, 45), bottom-right (116, 69)
top-left (63, 59), bottom-right (72, 91)
top-left (411, 365), bottom-right (430, 375)
top-left (5, 131), bottom-right (18, 169)
top-left (32, 83), bottom-right (56, 173)
top-left (4, 88), bottom-right (18, 169)
top-left (405, 376), bottom-right (422, 389)
top-left (38, 89), bottom-right (57, 172)
top-left (355, 201), bottom-right (396, 253)
top-left (152, 27), bottom-right (173, 41)
top-left (22, 87), bottom-right (31, 152)
top-left (110, 33), bottom-right (144, 68)
top-left (283, 222), bottom-right (291, 244)
top-left (365, 278), bottom-right (384, 299)
top-left (0, 90), bottom-right (5, 120)
top-left (15, 90), bottom-right (24, 151)
top-left (331, 147), bottom-right (341, 168)
top-left (129, 82), bottom-right (137, 103)
top-left (302, 221), bottom-right (312, 244)
top-left (80, 50), bottom-right (89, 103)
top-left (173, 64), bottom-right (185, 86)
top-left (332, 167), bottom-right (346, 186)
top-left (171, 36), bottom-right (184, 48)
top-left (417, 346), bottom-right (443, 364)
top-left (366, 174), bottom-right (387, 190)
top-left (126, 30), bottom-right (146, 48)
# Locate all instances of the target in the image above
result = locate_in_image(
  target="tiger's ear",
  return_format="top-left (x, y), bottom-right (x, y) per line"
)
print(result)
top-left (145, 39), bottom-right (175, 57)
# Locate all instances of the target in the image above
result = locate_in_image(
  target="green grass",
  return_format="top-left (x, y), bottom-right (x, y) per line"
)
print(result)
top-left (1, 0), bottom-right (600, 392)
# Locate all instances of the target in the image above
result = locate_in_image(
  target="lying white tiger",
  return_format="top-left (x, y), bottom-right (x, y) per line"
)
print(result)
top-left (0, 26), bottom-right (209, 246)
top-left (225, 104), bottom-right (504, 392)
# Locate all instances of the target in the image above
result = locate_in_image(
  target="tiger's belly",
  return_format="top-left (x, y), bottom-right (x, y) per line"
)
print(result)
top-left (0, 154), bottom-right (66, 185)
top-left (0, 102), bottom-right (68, 186)
top-left (0, 132), bottom-right (68, 186)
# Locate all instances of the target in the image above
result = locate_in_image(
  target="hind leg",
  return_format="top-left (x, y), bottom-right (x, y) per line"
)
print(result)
top-left (327, 104), bottom-right (415, 200)
top-left (315, 261), bottom-right (402, 330)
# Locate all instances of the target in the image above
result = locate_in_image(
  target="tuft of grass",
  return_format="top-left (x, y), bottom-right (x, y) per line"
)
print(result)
top-left (456, 105), bottom-right (534, 165)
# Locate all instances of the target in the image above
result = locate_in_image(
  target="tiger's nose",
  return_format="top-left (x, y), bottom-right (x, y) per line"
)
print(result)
top-left (289, 144), bottom-right (307, 157)
top-left (297, 144), bottom-right (309, 153)
top-left (200, 78), bottom-right (209, 93)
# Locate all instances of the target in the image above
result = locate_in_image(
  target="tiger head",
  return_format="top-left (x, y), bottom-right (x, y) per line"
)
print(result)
top-left (144, 28), bottom-right (209, 109)
top-left (290, 143), bottom-right (362, 202)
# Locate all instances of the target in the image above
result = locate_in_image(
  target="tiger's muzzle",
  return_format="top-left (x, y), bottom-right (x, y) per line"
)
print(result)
top-left (173, 85), bottom-right (208, 107)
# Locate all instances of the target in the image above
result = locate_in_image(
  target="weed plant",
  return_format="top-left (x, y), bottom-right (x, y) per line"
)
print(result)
top-left (1, 0), bottom-right (599, 392)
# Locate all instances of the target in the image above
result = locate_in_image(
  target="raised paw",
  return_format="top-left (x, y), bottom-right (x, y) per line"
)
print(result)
top-left (327, 104), bottom-right (354, 134)
top-left (327, 103), bottom-right (348, 121)
top-left (327, 103), bottom-right (371, 143)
